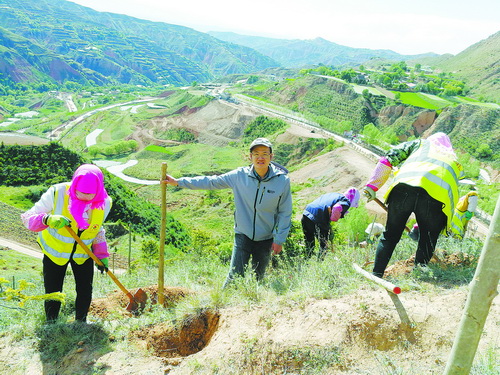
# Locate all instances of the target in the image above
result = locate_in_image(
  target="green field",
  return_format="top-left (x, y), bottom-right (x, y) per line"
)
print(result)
top-left (455, 96), bottom-right (500, 108)
top-left (393, 92), bottom-right (453, 109)
top-left (351, 84), bottom-right (385, 96)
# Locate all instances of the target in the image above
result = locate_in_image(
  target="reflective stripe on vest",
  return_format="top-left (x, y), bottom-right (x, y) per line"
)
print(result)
top-left (384, 140), bottom-right (460, 229)
top-left (450, 209), bottom-right (466, 238)
top-left (38, 183), bottom-right (109, 265)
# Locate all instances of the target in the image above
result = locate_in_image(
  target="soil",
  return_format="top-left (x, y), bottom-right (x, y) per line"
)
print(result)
top-left (52, 283), bottom-right (499, 374)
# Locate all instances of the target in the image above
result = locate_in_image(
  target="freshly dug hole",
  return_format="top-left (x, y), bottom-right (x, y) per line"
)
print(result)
top-left (89, 285), bottom-right (220, 358)
top-left (134, 308), bottom-right (221, 357)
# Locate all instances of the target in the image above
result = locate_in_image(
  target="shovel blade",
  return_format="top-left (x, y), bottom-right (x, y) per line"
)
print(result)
top-left (125, 288), bottom-right (148, 315)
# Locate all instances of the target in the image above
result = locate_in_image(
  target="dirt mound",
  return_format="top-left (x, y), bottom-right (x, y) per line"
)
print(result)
top-left (169, 288), bottom-right (498, 374)
top-left (384, 251), bottom-right (477, 278)
top-left (89, 285), bottom-right (194, 318)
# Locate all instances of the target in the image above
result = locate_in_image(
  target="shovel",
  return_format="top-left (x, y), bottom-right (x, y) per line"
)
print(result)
top-left (65, 226), bottom-right (147, 314)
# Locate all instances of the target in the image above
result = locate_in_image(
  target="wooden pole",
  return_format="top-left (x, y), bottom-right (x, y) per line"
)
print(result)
top-left (158, 162), bottom-right (168, 306)
top-left (443, 195), bottom-right (500, 375)
top-left (128, 222), bottom-right (132, 272)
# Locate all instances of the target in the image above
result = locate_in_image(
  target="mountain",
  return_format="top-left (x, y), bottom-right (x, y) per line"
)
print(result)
top-left (414, 31), bottom-right (500, 102)
top-left (208, 31), bottom-right (438, 68)
top-left (0, 0), bottom-right (280, 86)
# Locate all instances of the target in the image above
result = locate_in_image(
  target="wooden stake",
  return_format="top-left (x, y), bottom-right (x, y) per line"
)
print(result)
top-left (158, 162), bottom-right (168, 306)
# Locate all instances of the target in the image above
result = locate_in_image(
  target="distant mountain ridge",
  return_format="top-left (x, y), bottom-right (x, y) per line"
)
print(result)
top-left (208, 31), bottom-right (439, 68)
top-left (0, 0), bottom-right (279, 86)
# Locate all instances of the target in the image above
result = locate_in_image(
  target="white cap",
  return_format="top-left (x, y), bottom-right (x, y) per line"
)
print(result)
top-left (249, 138), bottom-right (272, 152)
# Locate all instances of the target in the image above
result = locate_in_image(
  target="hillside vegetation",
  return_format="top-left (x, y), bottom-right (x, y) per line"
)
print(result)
top-left (0, 0), bottom-right (278, 87)
top-left (0, 143), bottom-right (190, 248)
top-left (0, 80), bottom-right (499, 374)
top-left (413, 31), bottom-right (500, 103)
top-left (231, 74), bottom-right (500, 168)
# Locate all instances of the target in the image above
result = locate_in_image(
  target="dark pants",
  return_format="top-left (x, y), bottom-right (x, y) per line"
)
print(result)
top-left (301, 215), bottom-right (330, 260)
top-left (373, 184), bottom-right (447, 277)
top-left (43, 255), bottom-right (94, 322)
top-left (223, 233), bottom-right (273, 287)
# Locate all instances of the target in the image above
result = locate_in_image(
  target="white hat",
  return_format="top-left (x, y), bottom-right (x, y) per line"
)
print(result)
top-left (249, 138), bottom-right (272, 152)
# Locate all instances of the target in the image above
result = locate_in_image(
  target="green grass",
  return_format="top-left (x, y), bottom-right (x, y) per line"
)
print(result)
top-left (0, 249), bottom-right (42, 282)
top-left (0, 186), bottom-right (36, 210)
top-left (128, 142), bottom-right (247, 180)
top-left (144, 144), bottom-right (172, 153)
top-left (454, 96), bottom-right (500, 108)
top-left (394, 92), bottom-right (453, 110)
top-left (351, 84), bottom-right (385, 96)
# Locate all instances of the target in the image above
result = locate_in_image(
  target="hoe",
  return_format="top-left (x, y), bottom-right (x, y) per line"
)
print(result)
top-left (65, 226), bottom-right (147, 315)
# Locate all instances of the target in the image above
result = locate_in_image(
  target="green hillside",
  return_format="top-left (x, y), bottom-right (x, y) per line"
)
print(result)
top-left (0, 0), bottom-right (279, 87)
top-left (0, 143), bottom-right (190, 248)
top-left (415, 31), bottom-right (500, 102)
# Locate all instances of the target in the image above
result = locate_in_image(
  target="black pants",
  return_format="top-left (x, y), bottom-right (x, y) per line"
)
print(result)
top-left (373, 184), bottom-right (447, 277)
top-left (301, 215), bottom-right (331, 260)
top-left (223, 233), bottom-right (273, 288)
top-left (43, 255), bottom-right (94, 322)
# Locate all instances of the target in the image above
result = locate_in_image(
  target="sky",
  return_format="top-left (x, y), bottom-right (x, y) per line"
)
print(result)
top-left (69, 0), bottom-right (500, 55)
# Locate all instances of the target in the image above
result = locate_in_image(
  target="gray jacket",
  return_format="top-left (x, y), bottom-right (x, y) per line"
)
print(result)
top-left (177, 163), bottom-right (292, 244)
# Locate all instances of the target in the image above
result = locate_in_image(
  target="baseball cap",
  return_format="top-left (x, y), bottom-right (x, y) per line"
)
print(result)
top-left (249, 137), bottom-right (272, 152)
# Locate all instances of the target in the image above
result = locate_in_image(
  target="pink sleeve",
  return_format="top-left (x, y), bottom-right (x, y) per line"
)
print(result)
top-left (366, 157), bottom-right (393, 192)
top-left (92, 241), bottom-right (109, 259)
top-left (20, 212), bottom-right (49, 232)
top-left (330, 203), bottom-right (343, 222)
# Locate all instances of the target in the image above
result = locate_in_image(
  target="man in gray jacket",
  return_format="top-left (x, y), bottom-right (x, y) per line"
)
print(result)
top-left (163, 137), bottom-right (292, 287)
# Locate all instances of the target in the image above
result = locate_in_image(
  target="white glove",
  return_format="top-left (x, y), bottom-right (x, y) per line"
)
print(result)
top-left (363, 186), bottom-right (376, 202)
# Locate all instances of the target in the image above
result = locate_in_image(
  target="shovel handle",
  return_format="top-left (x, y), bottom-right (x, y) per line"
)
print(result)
top-left (373, 198), bottom-right (411, 233)
top-left (65, 226), bottom-right (135, 300)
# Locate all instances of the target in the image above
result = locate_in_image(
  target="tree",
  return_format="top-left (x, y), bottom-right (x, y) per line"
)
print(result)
top-left (247, 75), bottom-right (259, 84)
top-left (476, 144), bottom-right (493, 159)
top-left (362, 123), bottom-right (382, 145)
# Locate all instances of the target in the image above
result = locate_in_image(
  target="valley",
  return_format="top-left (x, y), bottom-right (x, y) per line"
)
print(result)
top-left (0, 1), bottom-right (498, 372)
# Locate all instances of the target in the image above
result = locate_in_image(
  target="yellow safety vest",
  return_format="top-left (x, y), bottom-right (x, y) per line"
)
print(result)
top-left (384, 140), bottom-right (461, 230)
top-left (450, 191), bottom-right (478, 238)
top-left (38, 183), bottom-right (111, 265)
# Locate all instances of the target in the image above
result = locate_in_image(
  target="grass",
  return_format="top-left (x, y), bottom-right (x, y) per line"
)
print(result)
top-left (1, 225), bottom-right (495, 374)
top-left (0, 186), bottom-right (35, 210)
top-left (127, 142), bottom-right (247, 180)
top-left (351, 84), bottom-right (385, 96)
top-left (394, 92), bottom-right (453, 110)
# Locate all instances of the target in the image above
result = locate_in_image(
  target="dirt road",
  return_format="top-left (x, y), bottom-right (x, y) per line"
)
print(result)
top-left (0, 236), bottom-right (42, 259)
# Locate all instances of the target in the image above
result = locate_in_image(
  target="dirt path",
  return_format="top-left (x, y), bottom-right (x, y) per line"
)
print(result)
top-left (0, 236), bottom-right (42, 259)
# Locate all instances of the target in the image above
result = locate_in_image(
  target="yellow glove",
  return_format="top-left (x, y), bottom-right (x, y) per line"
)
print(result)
top-left (45, 215), bottom-right (71, 229)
